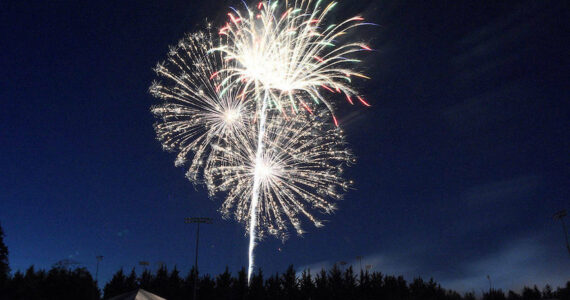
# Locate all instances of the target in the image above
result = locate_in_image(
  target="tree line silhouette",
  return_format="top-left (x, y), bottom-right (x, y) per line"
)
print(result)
top-left (1, 263), bottom-right (569, 300)
top-left (1, 223), bottom-right (569, 299)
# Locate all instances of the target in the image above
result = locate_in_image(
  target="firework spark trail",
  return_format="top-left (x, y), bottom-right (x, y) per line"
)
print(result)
top-left (248, 91), bottom-right (269, 281)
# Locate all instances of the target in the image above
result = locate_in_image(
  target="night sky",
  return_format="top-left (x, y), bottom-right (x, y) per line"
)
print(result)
top-left (1, 0), bottom-right (569, 293)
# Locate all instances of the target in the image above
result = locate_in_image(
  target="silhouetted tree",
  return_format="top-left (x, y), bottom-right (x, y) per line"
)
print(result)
top-left (139, 268), bottom-right (153, 290)
top-left (232, 267), bottom-right (248, 300)
top-left (446, 289), bottom-right (463, 300)
top-left (328, 264), bottom-right (344, 299)
top-left (126, 268), bottom-right (138, 291)
top-left (342, 266), bottom-right (357, 299)
top-left (0, 223), bottom-right (9, 290)
top-left (151, 264), bottom-right (169, 296)
top-left (248, 269), bottom-right (264, 300)
top-left (167, 266), bottom-right (184, 300)
top-left (369, 271), bottom-right (384, 299)
top-left (555, 281), bottom-right (570, 300)
top-left (103, 268), bottom-right (128, 298)
top-left (281, 265), bottom-right (298, 300)
top-left (215, 267), bottom-right (233, 299)
top-left (522, 285), bottom-right (541, 300)
top-left (266, 272), bottom-right (282, 300)
top-left (507, 290), bottom-right (522, 300)
top-left (43, 266), bottom-right (99, 300)
top-left (5, 258), bottom-right (570, 300)
top-left (299, 269), bottom-right (314, 300)
top-left (199, 274), bottom-right (215, 299)
top-left (542, 284), bottom-right (553, 299)
top-left (314, 269), bottom-right (329, 300)
top-left (183, 266), bottom-right (197, 299)
top-left (464, 291), bottom-right (477, 300)
top-left (383, 275), bottom-right (409, 300)
top-left (483, 289), bottom-right (507, 300)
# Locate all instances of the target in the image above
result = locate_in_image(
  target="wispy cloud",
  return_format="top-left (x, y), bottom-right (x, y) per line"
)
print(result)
top-left (297, 236), bottom-right (569, 295)
top-left (296, 252), bottom-right (416, 278)
top-left (441, 236), bottom-right (570, 294)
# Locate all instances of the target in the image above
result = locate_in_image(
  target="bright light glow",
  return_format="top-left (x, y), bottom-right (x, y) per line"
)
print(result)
top-left (254, 159), bottom-right (277, 180)
top-left (223, 109), bottom-right (241, 123)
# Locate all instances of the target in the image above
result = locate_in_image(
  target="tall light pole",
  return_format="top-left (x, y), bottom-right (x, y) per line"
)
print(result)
top-left (95, 255), bottom-right (103, 283)
top-left (553, 209), bottom-right (569, 256)
top-left (185, 217), bottom-right (212, 300)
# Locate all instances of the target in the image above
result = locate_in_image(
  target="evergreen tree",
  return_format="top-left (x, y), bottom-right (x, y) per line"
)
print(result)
top-left (314, 269), bottom-right (329, 300)
top-left (183, 266), bottom-right (197, 299)
top-left (199, 274), bottom-right (215, 299)
top-left (215, 267), bottom-right (233, 299)
top-left (0, 223), bottom-right (9, 288)
top-left (483, 289), bottom-right (507, 300)
top-left (248, 268), bottom-right (265, 300)
top-left (139, 268), bottom-right (153, 291)
top-left (103, 268), bottom-right (128, 299)
top-left (125, 268), bottom-right (138, 291)
top-left (542, 284), bottom-right (553, 299)
top-left (265, 272), bottom-right (282, 300)
top-left (151, 264), bottom-right (169, 296)
top-left (167, 266), bottom-right (184, 300)
top-left (464, 291), bottom-right (477, 300)
top-left (521, 285), bottom-right (541, 300)
top-left (328, 264), bottom-right (343, 299)
top-left (299, 269), bottom-right (314, 300)
top-left (555, 281), bottom-right (570, 300)
top-left (43, 266), bottom-right (99, 300)
top-left (232, 267), bottom-right (248, 300)
top-left (369, 272), bottom-right (384, 299)
top-left (342, 266), bottom-right (357, 299)
top-left (508, 290), bottom-right (522, 300)
top-left (357, 270), bottom-right (371, 300)
top-left (281, 265), bottom-right (298, 300)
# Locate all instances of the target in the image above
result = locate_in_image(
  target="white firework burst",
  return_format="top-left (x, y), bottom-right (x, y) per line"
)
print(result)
top-left (205, 110), bottom-right (354, 241)
top-left (214, 0), bottom-right (374, 120)
top-left (150, 30), bottom-right (252, 183)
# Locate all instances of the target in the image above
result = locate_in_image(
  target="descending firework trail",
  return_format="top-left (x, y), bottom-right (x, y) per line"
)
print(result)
top-left (205, 109), bottom-right (354, 280)
top-left (213, 0), bottom-right (373, 282)
top-left (249, 91), bottom-right (269, 281)
top-left (150, 31), bottom-right (251, 183)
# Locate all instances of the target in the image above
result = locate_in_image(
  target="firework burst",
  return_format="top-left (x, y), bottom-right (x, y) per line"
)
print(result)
top-left (205, 110), bottom-right (354, 241)
top-left (150, 30), bottom-right (252, 183)
top-left (150, 0), bottom-right (374, 285)
top-left (214, 0), bottom-right (374, 117)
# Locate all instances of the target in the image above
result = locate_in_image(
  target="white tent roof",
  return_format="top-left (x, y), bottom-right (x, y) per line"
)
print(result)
top-left (106, 288), bottom-right (166, 300)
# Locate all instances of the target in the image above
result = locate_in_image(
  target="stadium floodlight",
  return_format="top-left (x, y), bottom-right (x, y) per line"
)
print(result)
top-left (185, 217), bottom-right (213, 300)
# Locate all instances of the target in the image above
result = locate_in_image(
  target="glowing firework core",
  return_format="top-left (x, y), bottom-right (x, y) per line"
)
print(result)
top-left (223, 109), bottom-right (241, 123)
top-left (254, 159), bottom-right (279, 182)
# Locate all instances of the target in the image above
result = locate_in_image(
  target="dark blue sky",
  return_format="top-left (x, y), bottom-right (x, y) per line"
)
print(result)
top-left (1, 0), bottom-right (568, 293)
